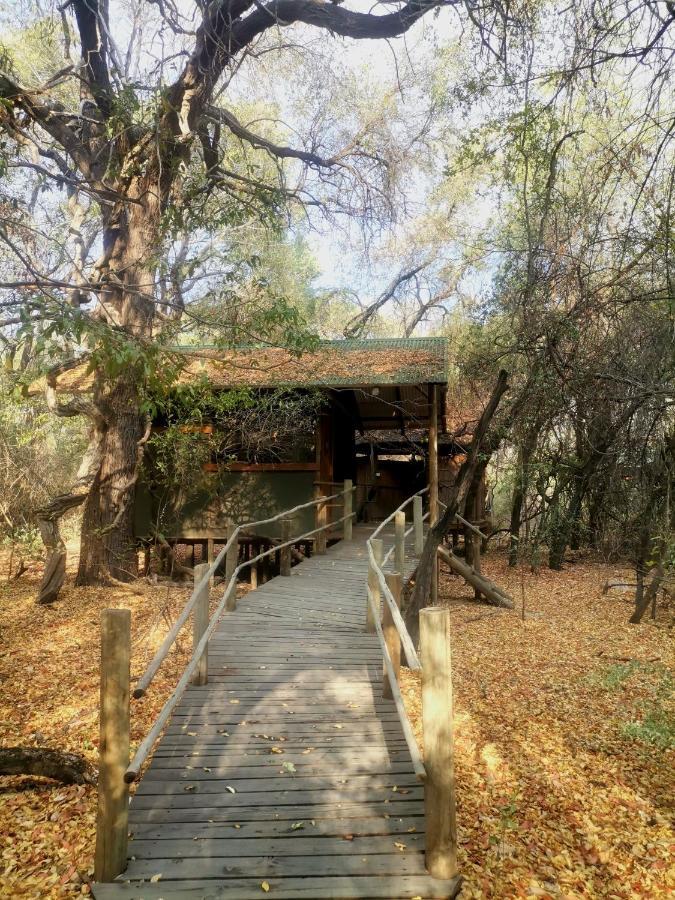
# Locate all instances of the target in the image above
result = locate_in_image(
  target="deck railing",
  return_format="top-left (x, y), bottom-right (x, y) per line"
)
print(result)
top-left (365, 488), bottom-right (458, 881)
top-left (94, 480), bottom-right (356, 882)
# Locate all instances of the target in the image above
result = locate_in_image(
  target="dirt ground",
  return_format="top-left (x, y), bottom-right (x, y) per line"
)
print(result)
top-left (0, 544), bottom-right (673, 899)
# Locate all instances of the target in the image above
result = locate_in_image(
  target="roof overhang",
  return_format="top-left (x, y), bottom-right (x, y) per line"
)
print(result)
top-left (29, 338), bottom-right (449, 398)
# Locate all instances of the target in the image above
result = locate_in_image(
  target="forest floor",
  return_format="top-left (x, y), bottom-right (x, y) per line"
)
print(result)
top-left (0, 543), bottom-right (672, 899)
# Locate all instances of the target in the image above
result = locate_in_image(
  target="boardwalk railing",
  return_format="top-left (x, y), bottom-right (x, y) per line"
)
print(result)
top-left (366, 488), bottom-right (459, 881)
top-left (94, 480), bottom-right (356, 882)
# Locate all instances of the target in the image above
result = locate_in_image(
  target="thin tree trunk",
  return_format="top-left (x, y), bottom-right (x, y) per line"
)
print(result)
top-left (509, 425), bottom-right (539, 567)
top-left (630, 565), bottom-right (664, 624)
top-left (406, 370), bottom-right (511, 638)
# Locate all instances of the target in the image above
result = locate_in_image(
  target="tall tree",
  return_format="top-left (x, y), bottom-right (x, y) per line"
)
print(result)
top-left (0, 0), bottom-right (515, 600)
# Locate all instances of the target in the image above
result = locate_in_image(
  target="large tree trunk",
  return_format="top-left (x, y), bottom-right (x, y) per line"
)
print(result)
top-left (36, 381), bottom-right (105, 604)
top-left (77, 377), bottom-right (147, 583)
top-left (76, 212), bottom-right (156, 585)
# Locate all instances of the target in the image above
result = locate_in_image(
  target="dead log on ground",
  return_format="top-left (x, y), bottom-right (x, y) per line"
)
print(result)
top-left (437, 546), bottom-right (514, 609)
top-left (0, 747), bottom-right (96, 784)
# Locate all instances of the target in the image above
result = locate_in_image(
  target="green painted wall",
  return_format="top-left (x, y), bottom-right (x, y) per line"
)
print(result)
top-left (135, 471), bottom-right (317, 540)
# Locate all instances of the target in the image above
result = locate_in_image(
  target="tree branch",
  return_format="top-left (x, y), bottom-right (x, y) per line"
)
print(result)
top-left (206, 105), bottom-right (340, 167)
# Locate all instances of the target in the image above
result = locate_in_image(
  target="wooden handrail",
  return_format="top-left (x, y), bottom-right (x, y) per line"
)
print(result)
top-left (125, 488), bottom-right (356, 783)
top-left (125, 577), bottom-right (238, 782)
top-left (438, 500), bottom-right (489, 540)
top-left (366, 487), bottom-right (427, 669)
top-left (132, 537), bottom-right (233, 698)
top-left (365, 488), bottom-right (459, 882)
top-left (369, 486), bottom-right (428, 543)
top-left (133, 488), bottom-right (348, 697)
top-left (367, 586), bottom-right (426, 781)
top-left (367, 541), bottom-right (421, 671)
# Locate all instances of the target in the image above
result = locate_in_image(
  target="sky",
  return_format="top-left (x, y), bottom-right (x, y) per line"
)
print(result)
top-left (0, 0), bottom-right (501, 331)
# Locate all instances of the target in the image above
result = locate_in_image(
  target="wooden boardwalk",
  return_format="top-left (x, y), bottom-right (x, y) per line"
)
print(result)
top-left (94, 525), bottom-right (460, 899)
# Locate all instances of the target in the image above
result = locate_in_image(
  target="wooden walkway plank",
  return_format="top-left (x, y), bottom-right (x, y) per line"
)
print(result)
top-left (93, 526), bottom-right (460, 900)
top-left (94, 874), bottom-right (460, 899)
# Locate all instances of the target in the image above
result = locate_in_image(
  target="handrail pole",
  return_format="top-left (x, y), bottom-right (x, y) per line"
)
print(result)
top-left (366, 537), bottom-right (384, 633)
top-left (95, 609), bottom-right (130, 882)
top-left (368, 542), bottom-right (421, 670)
top-left (343, 479), bottom-right (353, 540)
top-left (414, 494), bottom-right (424, 556)
top-left (280, 518), bottom-right (292, 576)
top-left (192, 563), bottom-right (209, 686)
top-left (394, 510), bottom-right (406, 577)
top-left (382, 572), bottom-right (402, 699)
top-left (420, 606), bottom-right (458, 879)
top-left (225, 521), bottom-right (239, 610)
top-left (314, 485), bottom-right (327, 554)
top-left (369, 486), bottom-right (428, 543)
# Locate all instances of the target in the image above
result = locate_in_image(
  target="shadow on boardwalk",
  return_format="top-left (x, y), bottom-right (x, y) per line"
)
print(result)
top-left (93, 526), bottom-right (460, 899)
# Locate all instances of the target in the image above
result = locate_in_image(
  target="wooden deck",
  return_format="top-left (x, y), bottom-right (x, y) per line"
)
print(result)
top-left (93, 525), bottom-right (460, 899)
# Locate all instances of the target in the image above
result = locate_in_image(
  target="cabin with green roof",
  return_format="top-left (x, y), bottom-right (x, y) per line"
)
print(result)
top-left (30, 336), bottom-right (486, 570)
top-left (127, 337), bottom-right (488, 570)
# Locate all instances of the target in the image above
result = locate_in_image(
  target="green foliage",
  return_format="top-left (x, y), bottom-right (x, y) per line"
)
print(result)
top-left (621, 709), bottom-right (675, 750)
top-left (142, 382), bottom-right (322, 533)
top-left (586, 662), bottom-right (642, 691)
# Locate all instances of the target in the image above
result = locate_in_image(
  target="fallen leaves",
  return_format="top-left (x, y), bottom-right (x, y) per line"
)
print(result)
top-left (1, 546), bottom-right (672, 899)
top-left (400, 552), bottom-right (674, 900)
top-left (0, 555), bottom-right (204, 898)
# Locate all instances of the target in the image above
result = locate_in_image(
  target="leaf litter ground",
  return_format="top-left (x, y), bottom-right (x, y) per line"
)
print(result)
top-left (0, 547), bottom-right (672, 898)
top-left (401, 554), bottom-right (673, 899)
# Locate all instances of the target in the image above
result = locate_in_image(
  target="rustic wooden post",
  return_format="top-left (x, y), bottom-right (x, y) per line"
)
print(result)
top-left (280, 518), bottom-right (292, 576)
top-left (343, 478), bottom-right (353, 540)
top-left (429, 384), bottom-right (439, 604)
top-left (395, 509), bottom-right (406, 577)
top-left (366, 537), bottom-right (384, 633)
top-left (192, 563), bottom-right (209, 686)
top-left (315, 486), bottom-right (327, 554)
top-left (382, 572), bottom-right (402, 699)
top-left (95, 609), bottom-right (131, 883)
top-left (413, 494), bottom-right (424, 556)
top-left (420, 606), bottom-right (457, 880)
top-left (225, 522), bottom-right (238, 611)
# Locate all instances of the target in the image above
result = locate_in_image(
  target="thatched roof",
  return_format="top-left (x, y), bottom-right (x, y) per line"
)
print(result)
top-left (30, 338), bottom-right (448, 395)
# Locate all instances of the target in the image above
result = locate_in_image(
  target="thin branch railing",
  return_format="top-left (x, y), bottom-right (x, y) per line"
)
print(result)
top-left (94, 479), bottom-right (355, 883)
top-left (133, 488), bottom-right (349, 698)
top-left (366, 487), bottom-right (428, 671)
top-left (365, 487), bottom-right (459, 883)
